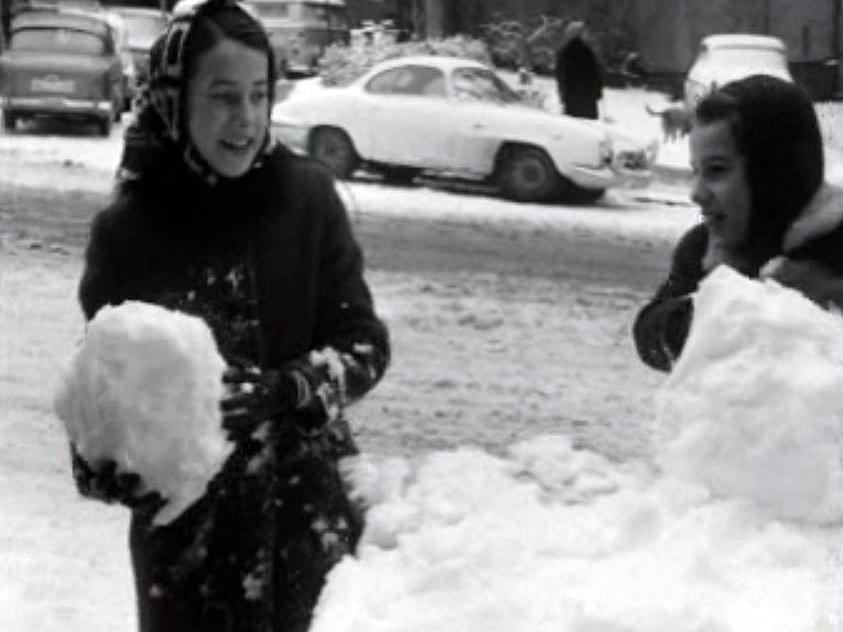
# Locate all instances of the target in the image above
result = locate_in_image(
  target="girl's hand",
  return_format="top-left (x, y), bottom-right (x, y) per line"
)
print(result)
top-left (72, 455), bottom-right (163, 509)
top-left (220, 366), bottom-right (298, 435)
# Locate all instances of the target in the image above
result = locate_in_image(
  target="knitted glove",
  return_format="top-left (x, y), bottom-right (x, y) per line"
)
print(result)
top-left (71, 450), bottom-right (163, 509)
top-left (220, 366), bottom-right (299, 436)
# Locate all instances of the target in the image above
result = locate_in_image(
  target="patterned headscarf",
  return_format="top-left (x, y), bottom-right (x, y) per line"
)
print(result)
top-left (118, 0), bottom-right (276, 186)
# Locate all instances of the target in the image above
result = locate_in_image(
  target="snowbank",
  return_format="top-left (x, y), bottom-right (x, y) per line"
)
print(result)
top-left (314, 437), bottom-right (839, 632)
top-left (54, 301), bottom-right (232, 525)
top-left (308, 267), bottom-right (843, 632)
top-left (657, 266), bottom-right (843, 524)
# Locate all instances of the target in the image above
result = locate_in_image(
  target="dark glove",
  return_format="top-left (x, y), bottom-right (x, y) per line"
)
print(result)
top-left (72, 454), bottom-right (163, 509)
top-left (220, 366), bottom-right (299, 435)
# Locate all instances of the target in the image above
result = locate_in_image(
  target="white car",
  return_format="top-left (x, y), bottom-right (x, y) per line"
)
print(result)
top-left (271, 55), bottom-right (655, 203)
top-left (684, 34), bottom-right (793, 108)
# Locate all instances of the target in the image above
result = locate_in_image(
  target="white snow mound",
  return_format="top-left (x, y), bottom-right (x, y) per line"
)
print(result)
top-left (314, 437), bottom-right (837, 632)
top-left (655, 265), bottom-right (843, 524)
top-left (55, 301), bottom-right (232, 525)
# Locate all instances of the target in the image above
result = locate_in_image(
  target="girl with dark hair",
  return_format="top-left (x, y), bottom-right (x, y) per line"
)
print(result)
top-left (68, 1), bottom-right (390, 630)
top-left (633, 74), bottom-right (843, 371)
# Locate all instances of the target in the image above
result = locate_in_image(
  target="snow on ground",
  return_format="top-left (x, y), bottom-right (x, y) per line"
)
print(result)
top-left (306, 269), bottom-right (843, 632)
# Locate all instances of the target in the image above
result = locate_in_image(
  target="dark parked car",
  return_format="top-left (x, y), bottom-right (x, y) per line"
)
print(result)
top-left (0, 6), bottom-right (125, 135)
top-left (111, 6), bottom-right (168, 95)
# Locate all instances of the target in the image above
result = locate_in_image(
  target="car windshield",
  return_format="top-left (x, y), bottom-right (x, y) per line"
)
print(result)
top-left (11, 27), bottom-right (105, 54)
top-left (451, 67), bottom-right (520, 104)
top-left (119, 13), bottom-right (168, 49)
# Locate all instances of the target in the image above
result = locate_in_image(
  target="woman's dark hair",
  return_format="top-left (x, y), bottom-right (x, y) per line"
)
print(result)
top-left (183, 2), bottom-right (277, 102)
top-left (694, 75), bottom-right (824, 257)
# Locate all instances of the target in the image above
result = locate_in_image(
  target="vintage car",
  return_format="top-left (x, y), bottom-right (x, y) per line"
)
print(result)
top-left (271, 55), bottom-right (656, 203)
top-left (684, 34), bottom-right (793, 108)
top-left (0, 7), bottom-right (125, 135)
top-left (111, 6), bottom-right (169, 96)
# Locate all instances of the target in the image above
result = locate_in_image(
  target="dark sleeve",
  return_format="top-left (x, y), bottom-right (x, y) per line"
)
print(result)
top-left (283, 174), bottom-right (390, 423)
top-left (633, 224), bottom-right (708, 371)
top-left (78, 205), bottom-right (131, 321)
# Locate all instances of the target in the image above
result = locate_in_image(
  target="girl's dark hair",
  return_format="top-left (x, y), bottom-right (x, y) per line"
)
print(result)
top-left (694, 75), bottom-right (823, 258)
top-left (183, 2), bottom-right (277, 102)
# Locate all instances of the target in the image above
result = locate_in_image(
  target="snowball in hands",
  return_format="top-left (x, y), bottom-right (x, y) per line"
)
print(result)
top-left (655, 265), bottom-right (843, 524)
top-left (55, 301), bottom-right (233, 525)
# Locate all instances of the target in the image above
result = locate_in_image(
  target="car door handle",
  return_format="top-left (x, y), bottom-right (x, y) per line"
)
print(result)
top-left (472, 123), bottom-right (485, 130)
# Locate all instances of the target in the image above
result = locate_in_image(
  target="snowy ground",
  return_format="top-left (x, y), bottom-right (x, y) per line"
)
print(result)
top-left (2, 84), bottom-right (843, 631)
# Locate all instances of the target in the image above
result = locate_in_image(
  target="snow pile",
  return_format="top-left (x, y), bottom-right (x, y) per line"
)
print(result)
top-left (307, 266), bottom-right (843, 632)
top-left (54, 301), bottom-right (232, 525)
top-left (656, 266), bottom-right (843, 524)
top-left (313, 436), bottom-right (838, 632)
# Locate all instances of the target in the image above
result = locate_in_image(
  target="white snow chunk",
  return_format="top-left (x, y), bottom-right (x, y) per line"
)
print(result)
top-left (54, 301), bottom-right (232, 525)
top-left (655, 265), bottom-right (843, 524)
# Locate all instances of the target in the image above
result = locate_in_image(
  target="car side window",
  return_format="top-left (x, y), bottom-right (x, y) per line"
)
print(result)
top-left (451, 67), bottom-right (520, 103)
top-left (365, 65), bottom-right (446, 97)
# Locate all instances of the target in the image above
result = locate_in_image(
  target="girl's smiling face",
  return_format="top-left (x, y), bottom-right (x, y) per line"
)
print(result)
top-left (690, 119), bottom-right (752, 257)
top-left (186, 37), bottom-right (269, 178)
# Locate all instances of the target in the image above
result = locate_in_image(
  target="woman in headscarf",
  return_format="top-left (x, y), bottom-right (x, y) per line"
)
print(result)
top-left (68, 1), bottom-right (390, 630)
top-left (633, 74), bottom-right (843, 371)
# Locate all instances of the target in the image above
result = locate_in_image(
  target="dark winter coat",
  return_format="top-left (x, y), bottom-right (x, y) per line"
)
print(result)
top-left (555, 38), bottom-right (603, 119)
top-left (72, 142), bottom-right (389, 632)
top-left (633, 184), bottom-right (843, 371)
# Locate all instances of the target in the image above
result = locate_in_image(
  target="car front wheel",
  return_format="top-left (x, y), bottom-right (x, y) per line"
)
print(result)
top-left (496, 145), bottom-right (561, 203)
top-left (308, 127), bottom-right (359, 179)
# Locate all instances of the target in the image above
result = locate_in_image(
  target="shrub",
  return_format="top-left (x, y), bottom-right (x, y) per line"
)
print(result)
top-left (319, 35), bottom-right (493, 86)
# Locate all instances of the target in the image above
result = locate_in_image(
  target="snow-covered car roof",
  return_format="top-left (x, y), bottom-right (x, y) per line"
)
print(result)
top-left (700, 34), bottom-right (786, 51)
top-left (358, 55), bottom-right (490, 76)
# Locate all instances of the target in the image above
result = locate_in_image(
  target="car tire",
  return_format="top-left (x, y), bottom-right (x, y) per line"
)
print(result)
top-left (2, 111), bottom-right (17, 132)
top-left (375, 164), bottom-right (421, 185)
top-left (308, 127), bottom-right (359, 179)
top-left (97, 117), bottom-right (112, 137)
top-left (496, 145), bottom-right (562, 203)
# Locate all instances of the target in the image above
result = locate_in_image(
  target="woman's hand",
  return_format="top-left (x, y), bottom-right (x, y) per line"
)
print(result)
top-left (220, 366), bottom-right (299, 435)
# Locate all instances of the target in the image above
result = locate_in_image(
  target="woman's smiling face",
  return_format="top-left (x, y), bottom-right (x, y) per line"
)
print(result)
top-left (186, 37), bottom-right (269, 178)
top-left (690, 119), bottom-right (752, 256)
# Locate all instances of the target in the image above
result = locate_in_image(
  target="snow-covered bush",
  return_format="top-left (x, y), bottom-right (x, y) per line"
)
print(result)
top-left (655, 266), bottom-right (843, 524)
top-left (55, 301), bottom-right (232, 525)
top-left (318, 36), bottom-right (492, 87)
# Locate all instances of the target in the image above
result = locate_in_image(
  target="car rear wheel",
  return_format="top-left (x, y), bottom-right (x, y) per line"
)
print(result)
top-left (496, 145), bottom-right (562, 203)
top-left (308, 127), bottom-right (359, 179)
top-left (2, 111), bottom-right (17, 132)
top-left (97, 116), bottom-right (112, 137)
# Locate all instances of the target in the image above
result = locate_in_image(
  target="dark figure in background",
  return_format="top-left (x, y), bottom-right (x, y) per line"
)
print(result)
top-left (633, 74), bottom-right (843, 372)
top-left (554, 20), bottom-right (604, 119)
top-left (68, 1), bottom-right (390, 631)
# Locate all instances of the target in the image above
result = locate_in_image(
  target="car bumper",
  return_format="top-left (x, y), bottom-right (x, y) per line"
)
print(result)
top-left (566, 163), bottom-right (653, 190)
top-left (1, 95), bottom-right (112, 118)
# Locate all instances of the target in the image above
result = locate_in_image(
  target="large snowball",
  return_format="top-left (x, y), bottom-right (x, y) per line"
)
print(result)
top-left (655, 266), bottom-right (843, 524)
top-left (55, 301), bottom-right (232, 525)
